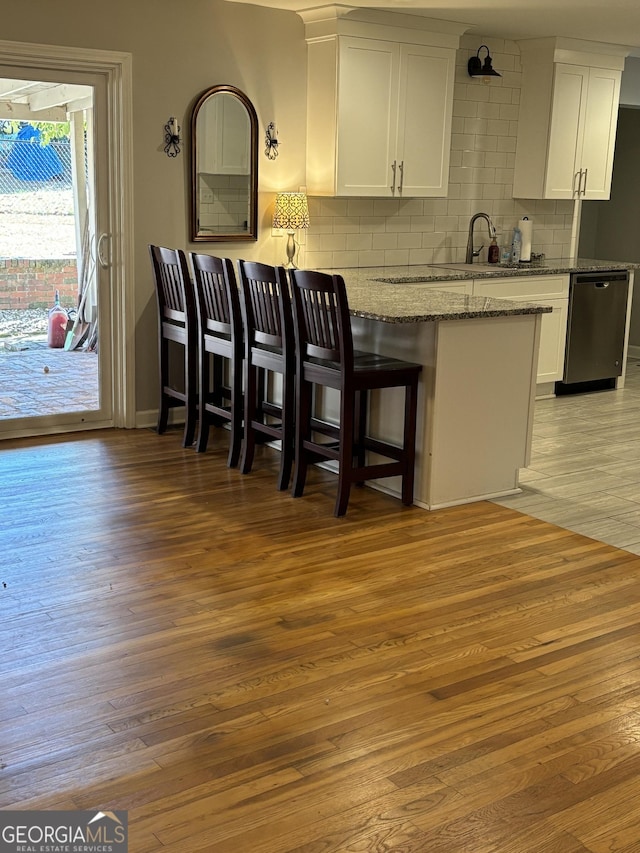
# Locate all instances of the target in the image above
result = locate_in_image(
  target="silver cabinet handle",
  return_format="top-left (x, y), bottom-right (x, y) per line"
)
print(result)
top-left (582, 167), bottom-right (588, 196)
top-left (390, 160), bottom-right (397, 193)
top-left (97, 232), bottom-right (111, 269)
top-left (573, 169), bottom-right (582, 196)
top-left (398, 160), bottom-right (404, 193)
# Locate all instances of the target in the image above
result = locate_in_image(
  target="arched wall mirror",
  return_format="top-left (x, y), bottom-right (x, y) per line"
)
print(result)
top-left (190, 85), bottom-right (258, 242)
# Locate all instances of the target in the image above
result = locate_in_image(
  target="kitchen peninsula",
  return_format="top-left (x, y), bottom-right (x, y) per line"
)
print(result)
top-left (323, 258), bottom-right (636, 510)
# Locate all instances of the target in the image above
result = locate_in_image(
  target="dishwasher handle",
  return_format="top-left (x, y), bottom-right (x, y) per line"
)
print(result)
top-left (572, 271), bottom-right (629, 285)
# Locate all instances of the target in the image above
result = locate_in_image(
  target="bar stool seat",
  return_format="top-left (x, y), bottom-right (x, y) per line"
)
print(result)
top-left (290, 269), bottom-right (422, 517)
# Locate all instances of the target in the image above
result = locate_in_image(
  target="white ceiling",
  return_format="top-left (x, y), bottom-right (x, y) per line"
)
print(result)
top-left (225, 0), bottom-right (640, 51)
top-left (0, 80), bottom-right (93, 121)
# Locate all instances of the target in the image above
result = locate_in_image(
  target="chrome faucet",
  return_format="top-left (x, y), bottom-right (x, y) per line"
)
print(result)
top-left (466, 212), bottom-right (496, 264)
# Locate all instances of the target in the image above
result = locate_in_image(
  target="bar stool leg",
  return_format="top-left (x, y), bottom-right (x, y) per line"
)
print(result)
top-left (292, 377), bottom-right (312, 498)
top-left (334, 390), bottom-right (355, 517)
top-left (277, 368), bottom-right (295, 491)
top-left (228, 352), bottom-right (243, 469)
top-left (157, 336), bottom-right (170, 435)
top-left (183, 339), bottom-right (197, 448)
top-left (401, 379), bottom-right (419, 506)
top-left (240, 362), bottom-right (258, 475)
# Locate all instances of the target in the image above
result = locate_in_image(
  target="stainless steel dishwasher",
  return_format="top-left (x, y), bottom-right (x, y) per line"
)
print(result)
top-left (556, 270), bottom-right (630, 392)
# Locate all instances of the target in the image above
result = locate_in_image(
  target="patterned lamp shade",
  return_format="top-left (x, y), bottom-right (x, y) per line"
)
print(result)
top-left (272, 192), bottom-right (310, 230)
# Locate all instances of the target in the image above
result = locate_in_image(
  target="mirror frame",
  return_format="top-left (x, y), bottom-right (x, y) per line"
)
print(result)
top-left (190, 84), bottom-right (258, 243)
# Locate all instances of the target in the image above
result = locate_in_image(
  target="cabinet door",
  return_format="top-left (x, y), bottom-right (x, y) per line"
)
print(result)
top-left (499, 297), bottom-right (568, 383)
top-left (536, 298), bottom-right (568, 382)
top-left (581, 66), bottom-right (621, 200)
top-left (544, 64), bottom-right (587, 199)
top-left (544, 63), bottom-right (621, 200)
top-left (337, 37), bottom-right (398, 197)
top-left (396, 44), bottom-right (453, 197)
top-left (473, 276), bottom-right (569, 383)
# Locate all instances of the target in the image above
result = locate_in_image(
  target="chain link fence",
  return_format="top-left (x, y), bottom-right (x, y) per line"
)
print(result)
top-left (0, 129), bottom-right (76, 260)
top-left (0, 132), bottom-right (73, 192)
top-left (0, 125), bottom-right (78, 324)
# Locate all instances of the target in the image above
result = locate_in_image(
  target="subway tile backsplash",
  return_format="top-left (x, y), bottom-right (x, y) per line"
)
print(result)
top-left (303, 35), bottom-right (574, 271)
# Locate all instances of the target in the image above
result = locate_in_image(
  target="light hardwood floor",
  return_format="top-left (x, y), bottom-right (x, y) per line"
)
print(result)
top-left (494, 358), bottom-right (640, 555)
top-left (3, 427), bottom-right (640, 852)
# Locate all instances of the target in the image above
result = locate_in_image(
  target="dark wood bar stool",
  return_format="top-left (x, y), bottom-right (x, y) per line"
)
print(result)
top-left (148, 244), bottom-right (198, 447)
top-left (290, 269), bottom-right (422, 517)
top-left (237, 260), bottom-right (295, 491)
top-left (189, 252), bottom-right (244, 465)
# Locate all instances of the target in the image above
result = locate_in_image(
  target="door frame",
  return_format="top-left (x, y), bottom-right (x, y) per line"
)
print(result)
top-left (0, 37), bottom-right (135, 430)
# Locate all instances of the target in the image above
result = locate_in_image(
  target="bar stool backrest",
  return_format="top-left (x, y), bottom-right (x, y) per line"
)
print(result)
top-left (190, 253), bottom-right (242, 342)
top-left (238, 260), bottom-right (293, 355)
top-left (290, 269), bottom-right (354, 370)
top-left (150, 244), bottom-right (195, 330)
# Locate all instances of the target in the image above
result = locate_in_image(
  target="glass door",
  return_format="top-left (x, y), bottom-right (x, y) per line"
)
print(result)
top-left (0, 68), bottom-right (113, 437)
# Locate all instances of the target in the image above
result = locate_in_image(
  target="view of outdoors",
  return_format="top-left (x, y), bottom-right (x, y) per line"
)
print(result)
top-left (0, 113), bottom-right (99, 421)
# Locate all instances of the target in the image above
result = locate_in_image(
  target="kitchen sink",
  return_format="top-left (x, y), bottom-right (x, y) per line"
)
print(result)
top-left (440, 262), bottom-right (537, 272)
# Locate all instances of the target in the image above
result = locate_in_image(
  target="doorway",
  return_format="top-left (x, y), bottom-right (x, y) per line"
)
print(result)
top-left (577, 106), bottom-right (640, 359)
top-left (0, 40), bottom-right (134, 440)
top-left (0, 78), bottom-right (101, 427)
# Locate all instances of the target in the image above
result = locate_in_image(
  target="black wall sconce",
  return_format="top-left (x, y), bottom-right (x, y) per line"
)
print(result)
top-left (164, 116), bottom-right (181, 157)
top-left (265, 122), bottom-right (279, 159)
top-left (468, 45), bottom-right (501, 81)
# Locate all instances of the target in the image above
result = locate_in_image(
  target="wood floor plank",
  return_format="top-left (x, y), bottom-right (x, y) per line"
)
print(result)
top-left (3, 428), bottom-right (640, 851)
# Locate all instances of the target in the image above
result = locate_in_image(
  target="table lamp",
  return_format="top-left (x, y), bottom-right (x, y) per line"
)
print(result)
top-left (272, 192), bottom-right (310, 269)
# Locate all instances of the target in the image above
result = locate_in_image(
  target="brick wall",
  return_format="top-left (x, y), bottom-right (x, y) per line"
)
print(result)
top-left (0, 259), bottom-right (78, 310)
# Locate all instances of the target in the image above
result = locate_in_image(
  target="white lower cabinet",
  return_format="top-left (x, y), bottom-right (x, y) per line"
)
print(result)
top-left (472, 276), bottom-right (569, 384)
top-left (402, 275), bottom-right (567, 384)
top-left (529, 298), bottom-right (568, 384)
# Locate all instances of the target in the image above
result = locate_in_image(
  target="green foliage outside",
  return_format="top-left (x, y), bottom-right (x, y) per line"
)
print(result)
top-left (3, 120), bottom-right (70, 144)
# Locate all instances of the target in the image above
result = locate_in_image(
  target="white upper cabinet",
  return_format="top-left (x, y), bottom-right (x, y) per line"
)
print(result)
top-left (397, 43), bottom-right (455, 197)
top-left (513, 39), bottom-right (627, 200)
top-left (335, 37), bottom-right (398, 196)
top-left (302, 9), bottom-right (462, 198)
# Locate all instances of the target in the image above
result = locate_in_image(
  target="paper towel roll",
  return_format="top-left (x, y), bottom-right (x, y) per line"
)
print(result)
top-left (519, 217), bottom-right (532, 262)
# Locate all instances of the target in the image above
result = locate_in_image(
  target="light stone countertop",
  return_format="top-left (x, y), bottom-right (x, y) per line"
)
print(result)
top-left (321, 257), bottom-right (637, 324)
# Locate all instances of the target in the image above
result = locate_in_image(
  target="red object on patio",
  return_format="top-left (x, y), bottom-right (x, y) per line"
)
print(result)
top-left (47, 290), bottom-right (68, 348)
